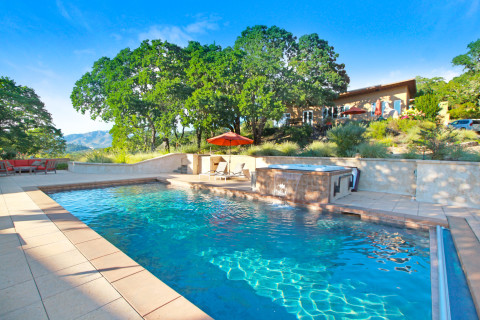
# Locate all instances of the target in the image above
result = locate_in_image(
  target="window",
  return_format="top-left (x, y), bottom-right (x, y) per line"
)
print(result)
top-left (322, 107), bottom-right (329, 118)
top-left (381, 101), bottom-right (387, 114)
top-left (303, 110), bottom-right (313, 125)
top-left (338, 105), bottom-right (350, 118)
top-left (371, 102), bottom-right (376, 116)
top-left (394, 100), bottom-right (402, 115)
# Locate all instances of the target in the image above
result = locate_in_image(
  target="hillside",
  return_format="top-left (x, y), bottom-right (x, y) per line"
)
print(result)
top-left (65, 130), bottom-right (112, 149)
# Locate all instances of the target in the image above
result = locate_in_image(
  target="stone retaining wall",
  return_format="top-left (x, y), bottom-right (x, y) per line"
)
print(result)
top-left (68, 153), bottom-right (189, 174)
top-left (68, 153), bottom-right (480, 208)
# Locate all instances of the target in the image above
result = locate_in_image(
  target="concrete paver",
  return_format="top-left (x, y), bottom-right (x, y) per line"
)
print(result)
top-left (90, 251), bottom-right (144, 283)
top-left (1, 301), bottom-right (48, 320)
top-left (43, 277), bottom-right (122, 320)
top-left (35, 261), bottom-right (102, 299)
top-left (0, 280), bottom-right (42, 316)
top-left (112, 270), bottom-right (180, 317)
top-left (0, 249), bottom-right (32, 290)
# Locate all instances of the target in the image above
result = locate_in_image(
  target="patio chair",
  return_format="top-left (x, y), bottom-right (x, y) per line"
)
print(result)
top-left (36, 159), bottom-right (57, 174)
top-left (0, 161), bottom-right (15, 176)
top-left (199, 162), bottom-right (228, 180)
top-left (214, 163), bottom-right (246, 181)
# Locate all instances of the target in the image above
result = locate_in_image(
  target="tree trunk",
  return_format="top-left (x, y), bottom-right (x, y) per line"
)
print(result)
top-left (251, 118), bottom-right (260, 145)
top-left (164, 138), bottom-right (170, 153)
top-left (233, 116), bottom-right (241, 134)
top-left (150, 127), bottom-right (156, 151)
top-left (196, 129), bottom-right (202, 149)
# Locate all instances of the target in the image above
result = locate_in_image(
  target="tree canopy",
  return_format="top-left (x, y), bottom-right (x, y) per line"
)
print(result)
top-left (415, 39), bottom-right (480, 120)
top-left (71, 25), bottom-right (350, 148)
top-left (0, 77), bottom-right (65, 158)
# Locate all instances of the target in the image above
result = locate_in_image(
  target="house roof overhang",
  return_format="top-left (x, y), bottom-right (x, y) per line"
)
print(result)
top-left (336, 78), bottom-right (416, 100)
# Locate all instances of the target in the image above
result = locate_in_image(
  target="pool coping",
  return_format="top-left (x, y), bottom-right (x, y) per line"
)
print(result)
top-left (30, 177), bottom-right (468, 319)
top-left (24, 182), bottom-right (213, 320)
top-left (161, 178), bottom-right (448, 229)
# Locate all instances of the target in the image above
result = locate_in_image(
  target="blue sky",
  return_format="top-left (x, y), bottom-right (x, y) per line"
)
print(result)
top-left (1, 0), bottom-right (479, 134)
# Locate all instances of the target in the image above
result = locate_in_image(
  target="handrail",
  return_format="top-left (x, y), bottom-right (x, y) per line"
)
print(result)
top-left (437, 226), bottom-right (451, 320)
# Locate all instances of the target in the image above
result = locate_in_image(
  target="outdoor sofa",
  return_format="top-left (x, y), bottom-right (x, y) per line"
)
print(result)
top-left (0, 159), bottom-right (58, 175)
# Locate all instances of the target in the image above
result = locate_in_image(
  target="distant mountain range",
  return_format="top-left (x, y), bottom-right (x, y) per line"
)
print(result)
top-left (64, 130), bottom-right (112, 149)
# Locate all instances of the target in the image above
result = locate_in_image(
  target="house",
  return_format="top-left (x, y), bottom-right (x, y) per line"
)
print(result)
top-left (282, 78), bottom-right (417, 126)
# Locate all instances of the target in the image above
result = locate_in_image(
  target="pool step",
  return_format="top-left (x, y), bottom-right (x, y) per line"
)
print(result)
top-left (173, 164), bottom-right (188, 174)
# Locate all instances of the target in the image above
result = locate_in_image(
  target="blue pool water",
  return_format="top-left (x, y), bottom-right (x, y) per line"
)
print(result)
top-left (49, 183), bottom-right (431, 319)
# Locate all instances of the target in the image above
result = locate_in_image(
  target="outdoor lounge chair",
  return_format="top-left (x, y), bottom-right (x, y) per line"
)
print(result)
top-left (214, 163), bottom-right (246, 181)
top-left (36, 159), bottom-right (57, 174)
top-left (199, 161), bottom-right (228, 180)
top-left (0, 161), bottom-right (15, 176)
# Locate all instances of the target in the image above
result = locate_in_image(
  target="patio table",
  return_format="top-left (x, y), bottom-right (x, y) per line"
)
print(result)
top-left (14, 166), bottom-right (35, 175)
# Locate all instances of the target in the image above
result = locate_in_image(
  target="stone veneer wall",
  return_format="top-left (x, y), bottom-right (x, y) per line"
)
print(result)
top-left (68, 153), bottom-right (189, 174)
top-left (416, 160), bottom-right (480, 208)
top-left (204, 155), bottom-right (479, 208)
top-left (255, 156), bottom-right (417, 196)
top-left (69, 153), bottom-right (480, 208)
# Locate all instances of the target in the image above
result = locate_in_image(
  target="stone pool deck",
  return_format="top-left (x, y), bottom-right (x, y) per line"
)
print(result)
top-left (1, 171), bottom-right (479, 319)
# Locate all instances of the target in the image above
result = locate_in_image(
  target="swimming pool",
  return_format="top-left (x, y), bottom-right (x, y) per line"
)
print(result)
top-left (49, 183), bottom-right (431, 319)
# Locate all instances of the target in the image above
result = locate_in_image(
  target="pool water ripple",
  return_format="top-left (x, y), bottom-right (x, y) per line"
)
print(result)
top-left (49, 183), bottom-right (431, 320)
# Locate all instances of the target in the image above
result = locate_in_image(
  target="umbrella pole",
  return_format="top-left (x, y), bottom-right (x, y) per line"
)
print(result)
top-left (229, 141), bottom-right (231, 174)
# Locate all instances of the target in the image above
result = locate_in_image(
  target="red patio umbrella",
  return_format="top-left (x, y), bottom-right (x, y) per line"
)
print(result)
top-left (374, 99), bottom-right (382, 116)
top-left (342, 106), bottom-right (367, 115)
top-left (207, 132), bottom-right (254, 173)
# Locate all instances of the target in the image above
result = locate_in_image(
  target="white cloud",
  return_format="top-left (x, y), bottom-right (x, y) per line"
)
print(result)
top-left (56, 0), bottom-right (71, 20)
top-left (422, 67), bottom-right (462, 81)
top-left (467, 0), bottom-right (480, 16)
top-left (55, 0), bottom-right (91, 31)
top-left (111, 33), bottom-right (122, 41)
top-left (139, 26), bottom-right (192, 47)
top-left (185, 18), bottom-right (219, 34)
top-left (73, 49), bottom-right (95, 55)
top-left (26, 66), bottom-right (60, 79)
top-left (139, 15), bottom-right (221, 47)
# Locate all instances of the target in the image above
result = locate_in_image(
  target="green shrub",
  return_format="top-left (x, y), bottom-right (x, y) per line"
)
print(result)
top-left (378, 136), bottom-right (395, 146)
top-left (80, 150), bottom-right (114, 163)
top-left (327, 122), bottom-right (367, 157)
top-left (277, 142), bottom-right (300, 156)
top-left (455, 129), bottom-right (479, 142)
top-left (459, 151), bottom-right (480, 162)
top-left (178, 144), bottom-right (199, 154)
top-left (445, 145), bottom-right (466, 161)
top-left (366, 121), bottom-right (388, 140)
top-left (283, 125), bottom-right (313, 147)
top-left (56, 162), bottom-right (68, 170)
top-left (0, 149), bottom-right (17, 160)
top-left (402, 126), bottom-right (421, 144)
top-left (411, 126), bottom-right (457, 160)
top-left (357, 142), bottom-right (389, 158)
top-left (388, 118), bottom-right (419, 134)
top-left (415, 94), bottom-right (441, 120)
top-left (243, 142), bottom-right (282, 156)
top-left (301, 141), bottom-right (337, 157)
top-left (402, 147), bottom-right (421, 159)
top-left (125, 151), bottom-right (168, 164)
top-left (113, 152), bottom-right (128, 163)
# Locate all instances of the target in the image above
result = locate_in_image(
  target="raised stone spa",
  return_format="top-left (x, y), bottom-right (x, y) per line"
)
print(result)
top-left (256, 164), bottom-right (353, 203)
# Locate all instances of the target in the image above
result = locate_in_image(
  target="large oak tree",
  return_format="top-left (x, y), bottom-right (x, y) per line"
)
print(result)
top-left (0, 77), bottom-right (65, 157)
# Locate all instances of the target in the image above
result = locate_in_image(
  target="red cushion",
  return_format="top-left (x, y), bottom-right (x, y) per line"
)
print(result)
top-left (15, 160), bottom-right (29, 166)
top-left (27, 159), bottom-right (39, 165)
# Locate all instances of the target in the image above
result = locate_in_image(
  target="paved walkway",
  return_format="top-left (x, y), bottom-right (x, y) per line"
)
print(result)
top-left (1, 171), bottom-right (479, 319)
top-left (0, 172), bottom-right (211, 320)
